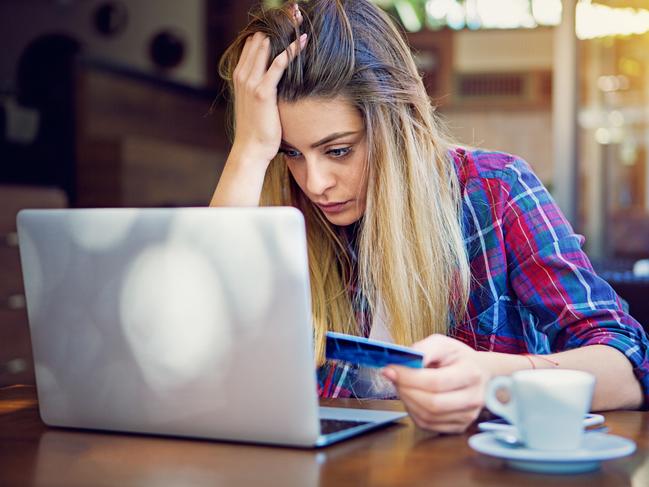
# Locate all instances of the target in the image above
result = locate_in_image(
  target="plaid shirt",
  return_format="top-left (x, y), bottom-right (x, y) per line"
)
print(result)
top-left (318, 148), bottom-right (649, 405)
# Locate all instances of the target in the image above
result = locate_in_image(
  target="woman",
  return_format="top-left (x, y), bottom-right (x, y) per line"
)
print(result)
top-left (210, 0), bottom-right (649, 433)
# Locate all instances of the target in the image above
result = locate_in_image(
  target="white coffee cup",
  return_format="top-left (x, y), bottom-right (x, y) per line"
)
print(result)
top-left (484, 369), bottom-right (596, 451)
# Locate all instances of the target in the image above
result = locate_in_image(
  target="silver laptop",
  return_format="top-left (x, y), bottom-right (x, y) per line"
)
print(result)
top-left (17, 207), bottom-right (406, 447)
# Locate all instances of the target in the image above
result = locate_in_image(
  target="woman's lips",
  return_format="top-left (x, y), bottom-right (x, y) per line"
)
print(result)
top-left (317, 200), bottom-right (351, 214)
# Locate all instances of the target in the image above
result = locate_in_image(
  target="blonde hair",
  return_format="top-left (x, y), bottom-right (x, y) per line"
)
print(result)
top-left (219, 0), bottom-right (470, 363)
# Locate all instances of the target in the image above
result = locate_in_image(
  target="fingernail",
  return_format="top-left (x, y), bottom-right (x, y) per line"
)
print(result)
top-left (382, 367), bottom-right (397, 382)
top-left (299, 33), bottom-right (307, 46)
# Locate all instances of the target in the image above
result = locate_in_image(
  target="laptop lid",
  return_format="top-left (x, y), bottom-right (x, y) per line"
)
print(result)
top-left (18, 207), bottom-right (327, 444)
top-left (18, 207), bottom-right (406, 447)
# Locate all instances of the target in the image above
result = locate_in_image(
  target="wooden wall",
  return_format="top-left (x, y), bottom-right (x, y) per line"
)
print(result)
top-left (74, 63), bottom-right (228, 208)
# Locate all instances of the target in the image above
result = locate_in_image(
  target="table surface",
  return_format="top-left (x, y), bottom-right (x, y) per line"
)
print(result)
top-left (1, 385), bottom-right (648, 487)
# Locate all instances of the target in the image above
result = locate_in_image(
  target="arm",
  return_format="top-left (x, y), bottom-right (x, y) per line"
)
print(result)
top-left (500, 157), bottom-right (648, 409)
top-left (382, 336), bottom-right (642, 434)
top-left (209, 144), bottom-right (272, 207)
top-left (209, 29), bottom-right (308, 207)
top-left (477, 345), bottom-right (642, 410)
top-left (383, 155), bottom-right (648, 433)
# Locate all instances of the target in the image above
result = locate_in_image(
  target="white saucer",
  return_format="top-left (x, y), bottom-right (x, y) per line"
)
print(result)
top-left (477, 413), bottom-right (605, 434)
top-left (469, 432), bottom-right (636, 474)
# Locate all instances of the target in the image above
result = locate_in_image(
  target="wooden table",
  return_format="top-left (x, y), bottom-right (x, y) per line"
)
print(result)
top-left (1, 385), bottom-right (648, 486)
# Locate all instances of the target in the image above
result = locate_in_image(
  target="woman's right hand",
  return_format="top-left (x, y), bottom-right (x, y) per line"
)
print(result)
top-left (210, 5), bottom-right (305, 208)
top-left (230, 31), bottom-right (308, 168)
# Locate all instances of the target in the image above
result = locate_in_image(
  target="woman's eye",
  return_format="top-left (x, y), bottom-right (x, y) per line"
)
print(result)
top-left (327, 147), bottom-right (352, 158)
top-left (279, 148), bottom-right (302, 159)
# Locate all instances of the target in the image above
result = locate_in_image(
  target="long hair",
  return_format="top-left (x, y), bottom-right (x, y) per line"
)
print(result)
top-left (219, 0), bottom-right (470, 364)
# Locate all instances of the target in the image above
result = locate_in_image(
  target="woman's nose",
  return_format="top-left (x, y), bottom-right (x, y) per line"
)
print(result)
top-left (304, 161), bottom-right (335, 196)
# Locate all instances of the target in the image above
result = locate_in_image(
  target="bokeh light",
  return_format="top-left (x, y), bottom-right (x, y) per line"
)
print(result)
top-left (68, 210), bottom-right (136, 251)
top-left (121, 243), bottom-right (231, 391)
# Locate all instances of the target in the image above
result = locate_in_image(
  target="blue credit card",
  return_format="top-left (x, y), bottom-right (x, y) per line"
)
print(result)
top-left (325, 331), bottom-right (424, 368)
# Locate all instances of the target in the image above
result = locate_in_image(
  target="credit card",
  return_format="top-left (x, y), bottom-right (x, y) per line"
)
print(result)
top-left (325, 331), bottom-right (424, 368)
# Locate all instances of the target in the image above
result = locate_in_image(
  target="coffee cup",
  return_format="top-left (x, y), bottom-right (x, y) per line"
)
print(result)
top-left (484, 369), bottom-right (596, 451)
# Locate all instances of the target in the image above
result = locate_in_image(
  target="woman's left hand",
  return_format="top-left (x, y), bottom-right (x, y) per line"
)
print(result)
top-left (381, 334), bottom-right (490, 434)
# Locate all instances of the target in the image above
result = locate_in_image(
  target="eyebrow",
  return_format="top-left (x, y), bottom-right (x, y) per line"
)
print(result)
top-left (281, 131), bottom-right (360, 149)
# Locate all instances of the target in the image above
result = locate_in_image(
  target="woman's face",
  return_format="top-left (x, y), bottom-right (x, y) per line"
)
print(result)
top-left (277, 96), bottom-right (368, 226)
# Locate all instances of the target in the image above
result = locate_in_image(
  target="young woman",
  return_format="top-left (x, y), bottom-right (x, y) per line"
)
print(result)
top-left (210, 0), bottom-right (649, 433)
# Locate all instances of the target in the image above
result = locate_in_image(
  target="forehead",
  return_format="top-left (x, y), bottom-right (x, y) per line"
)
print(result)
top-left (277, 96), bottom-right (364, 144)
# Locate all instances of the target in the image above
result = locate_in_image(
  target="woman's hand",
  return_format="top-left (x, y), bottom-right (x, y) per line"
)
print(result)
top-left (210, 4), bottom-right (306, 207)
top-left (230, 26), bottom-right (306, 167)
top-left (382, 334), bottom-right (490, 434)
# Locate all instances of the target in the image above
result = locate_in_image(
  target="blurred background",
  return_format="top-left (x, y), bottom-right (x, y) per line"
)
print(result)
top-left (1, 0), bottom-right (648, 385)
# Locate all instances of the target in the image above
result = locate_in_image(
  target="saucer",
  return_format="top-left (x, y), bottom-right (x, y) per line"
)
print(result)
top-left (469, 432), bottom-right (636, 474)
top-left (477, 413), bottom-right (605, 434)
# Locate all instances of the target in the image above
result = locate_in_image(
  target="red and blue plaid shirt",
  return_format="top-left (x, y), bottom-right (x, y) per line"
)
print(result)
top-left (318, 148), bottom-right (649, 405)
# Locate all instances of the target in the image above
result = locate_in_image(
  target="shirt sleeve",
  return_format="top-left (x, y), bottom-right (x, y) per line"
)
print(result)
top-left (501, 157), bottom-right (649, 407)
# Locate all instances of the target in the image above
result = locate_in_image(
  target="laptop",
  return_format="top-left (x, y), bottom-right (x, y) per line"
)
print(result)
top-left (17, 207), bottom-right (407, 447)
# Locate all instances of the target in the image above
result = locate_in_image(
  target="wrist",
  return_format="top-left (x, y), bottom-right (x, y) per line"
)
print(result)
top-left (476, 351), bottom-right (533, 379)
top-left (211, 144), bottom-right (273, 207)
top-left (229, 141), bottom-right (276, 170)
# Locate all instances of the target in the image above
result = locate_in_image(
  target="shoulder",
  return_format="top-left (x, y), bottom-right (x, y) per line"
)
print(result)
top-left (448, 147), bottom-right (544, 203)
top-left (449, 147), bottom-right (535, 187)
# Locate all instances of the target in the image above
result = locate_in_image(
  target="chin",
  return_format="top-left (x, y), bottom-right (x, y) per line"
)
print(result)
top-left (322, 210), bottom-right (363, 227)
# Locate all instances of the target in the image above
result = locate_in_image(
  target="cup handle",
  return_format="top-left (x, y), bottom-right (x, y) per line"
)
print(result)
top-left (485, 375), bottom-right (516, 425)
